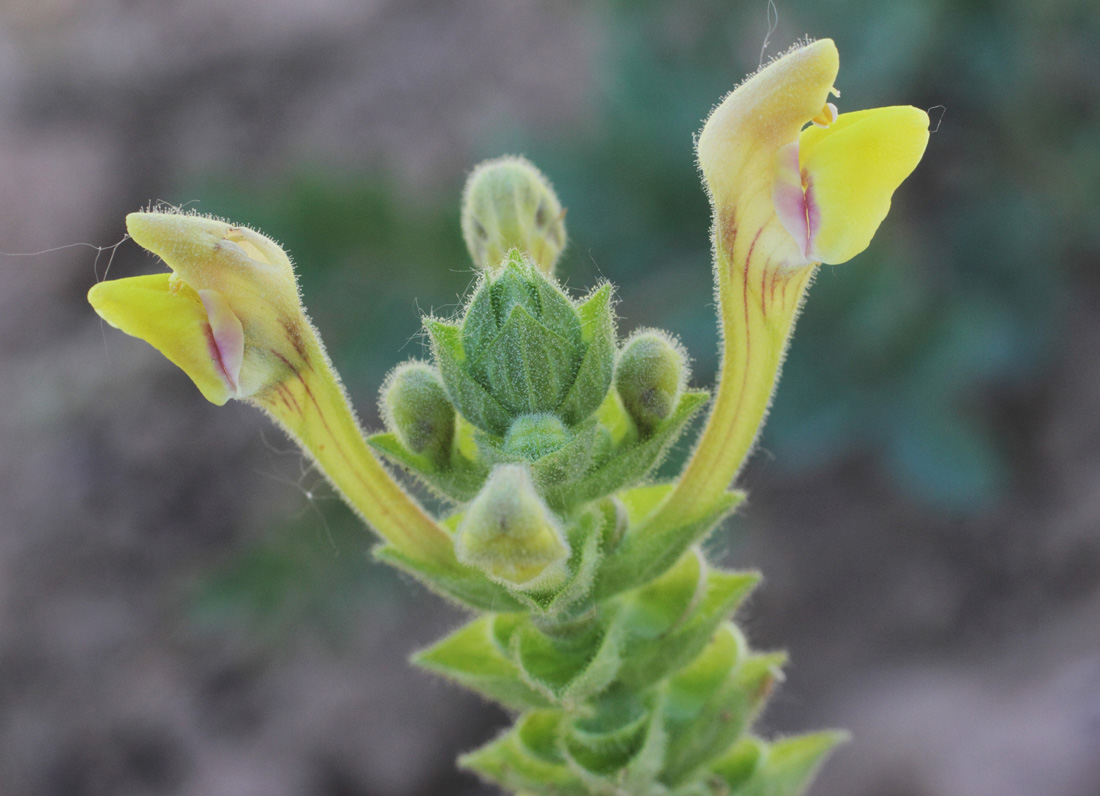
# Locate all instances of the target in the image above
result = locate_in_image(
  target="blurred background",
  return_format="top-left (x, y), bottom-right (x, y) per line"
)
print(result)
top-left (1, 0), bottom-right (1099, 794)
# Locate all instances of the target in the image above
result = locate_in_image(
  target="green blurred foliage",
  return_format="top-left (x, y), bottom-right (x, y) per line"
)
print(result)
top-left (181, 0), bottom-right (1100, 630)
top-left (189, 496), bottom-right (408, 642)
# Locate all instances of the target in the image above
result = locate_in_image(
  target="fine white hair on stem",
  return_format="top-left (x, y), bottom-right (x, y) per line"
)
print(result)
top-left (928, 104), bottom-right (947, 133)
top-left (760, 0), bottom-right (780, 68)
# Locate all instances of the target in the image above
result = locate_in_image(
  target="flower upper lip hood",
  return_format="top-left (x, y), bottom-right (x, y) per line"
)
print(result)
top-left (125, 211), bottom-right (299, 305)
top-left (89, 212), bottom-right (305, 405)
top-left (697, 38), bottom-right (929, 269)
top-left (697, 39), bottom-right (840, 273)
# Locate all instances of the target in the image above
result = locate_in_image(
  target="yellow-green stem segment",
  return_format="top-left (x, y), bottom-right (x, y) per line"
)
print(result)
top-left (254, 327), bottom-right (456, 569)
top-left (650, 213), bottom-right (814, 527)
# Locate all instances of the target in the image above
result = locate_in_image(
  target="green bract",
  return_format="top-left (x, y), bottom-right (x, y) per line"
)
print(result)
top-left (427, 250), bottom-right (614, 434)
top-left (372, 248), bottom-right (708, 518)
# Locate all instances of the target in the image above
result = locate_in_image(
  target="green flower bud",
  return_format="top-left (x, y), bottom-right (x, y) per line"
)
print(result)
top-left (615, 330), bottom-right (689, 435)
top-left (462, 156), bottom-right (567, 276)
top-left (503, 413), bottom-right (569, 461)
top-left (431, 251), bottom-right (608, 434)
top-left (381, 361), bottom-right (455, 465)
top-left (454, 464), bottom-right (571, 591)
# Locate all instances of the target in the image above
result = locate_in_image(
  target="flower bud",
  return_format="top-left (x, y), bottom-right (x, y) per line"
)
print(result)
top-left (615, 330), bottom-right (689, 434)
top-left (429, 251), bottom-right (599, 432)
top-left (462, 156), bottom-right (567, 276)
top-left (454, 464), bottom-right (570, 592)
top-left (381, 362), bottom-right (455, 466)
top-left (503, 413), bottom-right (569, 461)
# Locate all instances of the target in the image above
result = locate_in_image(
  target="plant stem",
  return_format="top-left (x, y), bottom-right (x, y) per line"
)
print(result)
top-left (254, 324), bottom-right (456, 568)
top-left (653, 208), bottom-right (815, 526)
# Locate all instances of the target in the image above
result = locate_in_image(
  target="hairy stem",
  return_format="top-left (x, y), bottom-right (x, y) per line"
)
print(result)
top-left (653, 208), bottom-right (815, 526)
top-left (254, 324), bottom-right (456, 568)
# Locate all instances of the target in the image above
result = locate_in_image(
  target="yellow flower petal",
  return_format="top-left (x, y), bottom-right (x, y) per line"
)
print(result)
top-left (799, 106), bottom-right (930, 264)
top-left (88, 273), bottom-right (240, 405)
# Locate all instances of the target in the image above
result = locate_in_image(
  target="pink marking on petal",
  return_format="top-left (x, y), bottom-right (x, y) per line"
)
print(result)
top-left (804, 172), bottom-right (821, 263)
top-left (198, 289), bottom-right (244, 395)
top-left (772, 141), bottom-right (810, 260)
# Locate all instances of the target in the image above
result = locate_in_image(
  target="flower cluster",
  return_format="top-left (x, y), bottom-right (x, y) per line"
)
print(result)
top-left (89, 38), bottom-right (928, 796)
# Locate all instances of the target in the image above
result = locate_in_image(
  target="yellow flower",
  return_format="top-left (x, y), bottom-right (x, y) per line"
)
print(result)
top-left (89, 212), bottom-right (304, 405)
top-left (697, 38), bottom-right (929, 271)
top-left (90, 210), bottom-right (456, 568)
top-left (653, 38), bottom-right (929, 525)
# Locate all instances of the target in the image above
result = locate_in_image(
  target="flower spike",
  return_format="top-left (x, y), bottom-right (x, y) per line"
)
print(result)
top-left (88, 38), bottom-right (928, 795)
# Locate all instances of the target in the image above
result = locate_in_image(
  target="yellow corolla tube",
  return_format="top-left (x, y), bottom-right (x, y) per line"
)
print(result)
top-left (652, 39), bottom-right (928, 526)
top-left (90, 211), bottom-right (454, 567)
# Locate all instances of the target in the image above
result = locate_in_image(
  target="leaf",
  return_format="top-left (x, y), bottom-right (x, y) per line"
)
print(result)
top-left (413, 615), bottom-right (552, 711)
top-left (710, 731), bottom-right (848, 796)
top-left (558, 283), bottom-right (616, 426)
top-left (617, 482), bottom-right (674, 524)
top-left (562, 700), bottom-right (668, 795)
top-left (560, 390), bottom-right (709, 506)
top-left (427, 319), bottom-right (513, 435)
top-left (531, 268), bottom-right (584, 351)
top-left (482, 304), bottom-right (579, 414)
top-left (512, 617), bottom-right (624, 707)
top-left (709, 737), bottom-right (763, 792)
top-left (533, 431), bottom-right (600, 505)
top-left (563, 701), bottom-right (650, 776)
top-left (540, 509), bottom-right (605, 616)
top-left (595, 385), bottom-right (638, 451)
top-left (595, 489), bottom-right (743, 599)
top-left (460, 710), bottom-right (589, 796)
top-left (616, 548), bottom-right (702, 641)
top-left (368, 431), bottom-right (487, 502)
top-left (661, 624), bottom-right (783, 783)
top-left (620, 698), bottom-right (670, 795)
top-left (460, 274), bottom-right (499, 375)
top-left (491, 256), bottom-right (537, 323)
top-left (373, 543), bottom-right (527, 613)
top-left (616, 562), bottom-right (759, 689)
